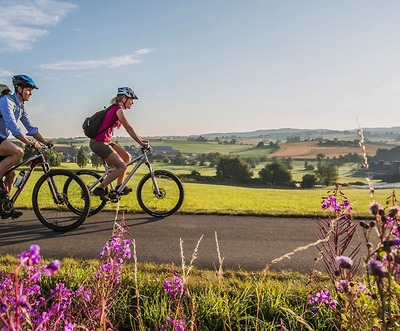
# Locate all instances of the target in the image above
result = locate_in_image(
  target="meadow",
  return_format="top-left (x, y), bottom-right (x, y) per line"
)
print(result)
top-left (11, 161), bottom-right (388, 219)
top-left (11, 135), bottom-right (391, 218)
top-left (0, 247), bottom-right (336, 330)
top-left (2, 135), bottom-right (400, 330)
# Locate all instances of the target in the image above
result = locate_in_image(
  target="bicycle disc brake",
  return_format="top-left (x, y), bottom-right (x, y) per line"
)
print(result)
top-left (154, 188), bottom-right (166, 199)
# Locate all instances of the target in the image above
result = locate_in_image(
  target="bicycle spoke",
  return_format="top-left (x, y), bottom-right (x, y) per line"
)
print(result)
top-left (33, 170), bottom-right (90, 232)
top-left (137, 170), bottom-right (184, 217)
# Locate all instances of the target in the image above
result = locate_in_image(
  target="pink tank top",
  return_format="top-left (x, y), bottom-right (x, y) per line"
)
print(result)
top-left (95, 104), bottom-right (122, 142)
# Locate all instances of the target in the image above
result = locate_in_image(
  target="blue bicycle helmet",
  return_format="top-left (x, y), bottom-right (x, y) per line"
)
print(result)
top-left (12, 75), bottom-right (38, 89)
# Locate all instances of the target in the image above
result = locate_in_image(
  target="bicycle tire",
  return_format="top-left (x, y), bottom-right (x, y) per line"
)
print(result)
top-left (73, 170), bottom-right (107, 216)
top-left (32, 169), bottom-right (90, 232)
top-left (137, 170), bottom-right (184, 217)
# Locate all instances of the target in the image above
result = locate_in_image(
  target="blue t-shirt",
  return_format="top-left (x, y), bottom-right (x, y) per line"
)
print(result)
top-left (0, 92), bottom-right (38, 140)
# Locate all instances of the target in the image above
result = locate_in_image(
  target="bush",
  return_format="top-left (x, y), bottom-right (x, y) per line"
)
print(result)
top-left (301, 173), bottom-right (317, 188)
top-left (216, 155), bottom-right (253, 183)
top-left (259, 162), bottom-right (293, 187)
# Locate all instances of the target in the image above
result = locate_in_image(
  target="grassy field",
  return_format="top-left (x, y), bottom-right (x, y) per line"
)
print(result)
top-left (0, 254), bottom-right (335, 330)
top-left (13, 162), bottom-right (386, 219)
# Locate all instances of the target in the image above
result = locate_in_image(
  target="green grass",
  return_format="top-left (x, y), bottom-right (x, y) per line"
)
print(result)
top-left (13, 162), bottom-right (384, 218)
top-left (0, 255), bottom-right (335, 330)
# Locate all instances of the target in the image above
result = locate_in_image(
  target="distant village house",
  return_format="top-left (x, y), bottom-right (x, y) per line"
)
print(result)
top-left (151, 146), bottom-right (180, 156)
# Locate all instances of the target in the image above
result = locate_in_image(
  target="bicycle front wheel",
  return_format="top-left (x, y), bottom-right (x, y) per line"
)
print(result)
top-left (32, 170), bottom-right (90, 232)
top-left (137, 170), bottom-right (184, 217)
top-left (74, 170), bottom-right (107, 216)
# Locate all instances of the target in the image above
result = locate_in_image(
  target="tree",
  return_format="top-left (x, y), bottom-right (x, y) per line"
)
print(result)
top-left (316, 153), bottom-right (325, 162)
top-left (315, 165), bottom-right (339, 186)
top-left (91, 153), bottom-right (103, 169)
top-left (256, 141), bottom-right (265, 148)
top-left (304, 161), bottom-right (314, 171)
top-left (301, 174), bottom-right (317, 188)
top-left (258, 162), bottom-right (292, 186)
top-left (77, 148), bottom-right (88, 168)
top-left (23, 145), bottom-right (36, 160)
top-left (43, 149), bottom-right (62, 167)
top-left (216, 155), bottom-right (253, 183)
top-left (172, 153), bottom-right (186, 165)
top-left (281, 157), bottom-right (293, 169)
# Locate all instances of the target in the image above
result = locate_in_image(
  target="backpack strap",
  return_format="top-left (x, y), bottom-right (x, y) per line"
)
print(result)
top-left (94, 103), bottom-right (119, 138)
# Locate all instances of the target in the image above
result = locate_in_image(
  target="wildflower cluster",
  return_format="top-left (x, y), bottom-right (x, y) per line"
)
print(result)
top-left (0, 244), bottom-right (70, 330)
top-left (321, 194), bottom-right (353, 219)
top-left (309, 289), bottom-right (338, 311)
top-left (164, 275), bottom-right (186, 297)
top-left (0, 216), bottom-right (133, 330)
top-left (313, 185), bottom-right (400, 330)
top-left (97, 235), bottom-right (131, 283)
top-left (73, 218), bottom-right (133, 330)
top-left (160, 272), bottom-right (187, 331)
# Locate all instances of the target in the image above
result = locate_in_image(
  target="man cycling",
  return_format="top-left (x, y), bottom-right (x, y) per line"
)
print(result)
top-left (0, 75), bottom-right (52, 218)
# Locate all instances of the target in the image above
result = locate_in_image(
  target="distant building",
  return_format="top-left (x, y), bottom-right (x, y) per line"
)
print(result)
top-left (53, 144), bottom-right (76, 160)
top-left (354, 160), bottom-right (400, 181)
top-left (152, 146), bottom-right (180, 156)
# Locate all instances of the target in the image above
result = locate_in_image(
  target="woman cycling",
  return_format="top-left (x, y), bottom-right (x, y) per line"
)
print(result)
top-left (90, 87), bottom-right (149, 201)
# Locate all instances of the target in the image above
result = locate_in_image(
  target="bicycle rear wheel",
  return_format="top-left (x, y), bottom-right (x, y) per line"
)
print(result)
top-left (32, 170), bottom-right (90, 232)
top-left (74, 170), bottom-right (107, 216)
top-left (137, 170), bottom-right (184, 217)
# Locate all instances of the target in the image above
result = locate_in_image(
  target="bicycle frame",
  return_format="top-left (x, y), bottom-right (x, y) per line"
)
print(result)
top-left (2, 148), bottom-right (52, 204)
top-left (88, 149), bottom-right (162, 196)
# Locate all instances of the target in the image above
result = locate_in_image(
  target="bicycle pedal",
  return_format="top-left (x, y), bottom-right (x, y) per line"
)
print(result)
top-left (108, 190), bottom-right (121, 202)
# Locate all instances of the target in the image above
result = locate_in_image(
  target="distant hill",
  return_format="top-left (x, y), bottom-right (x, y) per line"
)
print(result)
top-left (194, 127), bottom-right (400, 141)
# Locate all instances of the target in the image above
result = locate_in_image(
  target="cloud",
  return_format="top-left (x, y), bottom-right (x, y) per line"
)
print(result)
top-left (0, 0), bottom-right (76, 52)
top-left (135, 48), bottom-right (156, 55)
top-left (40, 49), bottom-right (156, 70)
top-left (0, 69), bottom-right (14, 79)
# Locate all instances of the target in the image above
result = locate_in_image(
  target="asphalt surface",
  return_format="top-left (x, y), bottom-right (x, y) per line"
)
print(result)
top-left (0, 210), bottom-right (368, 273)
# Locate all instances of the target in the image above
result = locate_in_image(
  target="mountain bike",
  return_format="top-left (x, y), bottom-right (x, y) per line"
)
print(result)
top-left (74, 147), bottom-right (184, 217)
top-left (0, 145), bottom-right (90, 232)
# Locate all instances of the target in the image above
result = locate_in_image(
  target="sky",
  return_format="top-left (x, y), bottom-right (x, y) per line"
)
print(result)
top-left (1, 0), bottom-right (400, 138)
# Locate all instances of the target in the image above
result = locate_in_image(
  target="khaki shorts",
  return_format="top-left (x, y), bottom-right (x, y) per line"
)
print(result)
top-left (90, 139), bottom-right (115, 160)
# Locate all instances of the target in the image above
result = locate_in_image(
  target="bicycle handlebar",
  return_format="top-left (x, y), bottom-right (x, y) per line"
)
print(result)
top-left (26, 143), bottom-right (54, 152)
top-left (141, 146), bottom-right (153, 153)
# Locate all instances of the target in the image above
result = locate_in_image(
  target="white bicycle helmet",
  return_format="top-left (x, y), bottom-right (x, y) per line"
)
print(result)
top-left (117, 87), bottom-right (138, 99)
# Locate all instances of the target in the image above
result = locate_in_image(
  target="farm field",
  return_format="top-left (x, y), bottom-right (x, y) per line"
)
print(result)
top-left (64, 137), bottom-right (390, 160)
top-left (269, 141), bottom-right (386, 159)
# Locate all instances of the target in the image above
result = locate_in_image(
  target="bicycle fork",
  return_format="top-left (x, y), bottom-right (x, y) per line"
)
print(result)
top-left (43, 165), bottom-right (65, 204)
top-left (146, 164), bottom-right (163, 197)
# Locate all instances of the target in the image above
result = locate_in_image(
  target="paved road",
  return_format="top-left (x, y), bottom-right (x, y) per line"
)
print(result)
top-left (0, 210), bottom-right (368, 273)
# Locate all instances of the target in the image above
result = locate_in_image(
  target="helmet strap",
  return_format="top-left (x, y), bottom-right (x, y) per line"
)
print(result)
top-left (121, 96), bottom-right (129, 109)
top-left (16, 86), bottom-right (26, 103)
